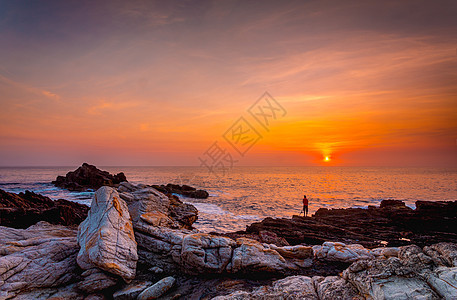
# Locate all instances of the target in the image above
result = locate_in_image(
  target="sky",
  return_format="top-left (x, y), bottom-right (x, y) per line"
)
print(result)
top-left (0, 0), bottom-right (456, 167)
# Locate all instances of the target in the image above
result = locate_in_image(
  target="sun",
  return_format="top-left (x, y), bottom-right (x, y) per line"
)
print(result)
top-left (324, 156), bottom-right (330, 162)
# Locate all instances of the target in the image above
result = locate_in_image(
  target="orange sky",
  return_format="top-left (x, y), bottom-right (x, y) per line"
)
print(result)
top-left (0, 1), bottom-right (456, 166)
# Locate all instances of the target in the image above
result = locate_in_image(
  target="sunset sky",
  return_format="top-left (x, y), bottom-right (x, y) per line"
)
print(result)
top-left (0, 0), bottom-right (456, 166)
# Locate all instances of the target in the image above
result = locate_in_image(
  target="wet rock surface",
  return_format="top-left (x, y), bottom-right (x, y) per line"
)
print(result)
top-left (152, 183), bottom-right (209, 199)
top-left (52, 162), bottom-right (127, 191)
top-left (243, 199), bottom-right (457, 248)
top-left (0, 188), bottom-right (89, 228)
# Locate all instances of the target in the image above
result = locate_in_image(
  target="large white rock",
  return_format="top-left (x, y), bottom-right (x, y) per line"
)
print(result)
top-left (313, 241), bottom-right (373, 262)
top-left (77, 186), bottom-right (138, 282)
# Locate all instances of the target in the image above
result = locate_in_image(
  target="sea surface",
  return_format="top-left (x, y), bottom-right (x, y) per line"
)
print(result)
top-left (1, 166), bottom-right (456, 233)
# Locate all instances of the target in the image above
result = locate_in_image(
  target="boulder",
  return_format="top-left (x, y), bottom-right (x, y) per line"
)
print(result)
top-left (343, 257), bottom-right (439, 299)
top-left (113, 281), bottom-right (152, 300)
top-left (313, 275), bottom-right (363, 300)
top-left (0, 188), bottom-right (89, 228)
top-left (227, 238), bottom-right (289, 273)
top-left (52, 163), bottom-right (127, 191)
top-left (118, 182), bottom-right (198, 230)
top-left (313, 242), bottom-right (373, 263)
top-left (425, 266), bottom-right (457, 299)
top-left (0, 222), bottom-right (81, 299)
top-left (77, 268), bottom-right (118, 293)
top-left (181, 233), bottom-right (235, 274)
top-left (370, 247), bottom-right (400, 258)
top-left (424, 242), bottom-right (457, 267)
top-left (213, 276), bottom-right (318, 299)
top-left (137, 276), bottom-right (176, 300)
top-left (77, 186), bottom-right (137, 282)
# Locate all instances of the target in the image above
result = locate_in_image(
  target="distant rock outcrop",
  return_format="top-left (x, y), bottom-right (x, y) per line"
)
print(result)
top-left (52, 163), bottom-right (127, 191)
top-left (0, 188), bottom-right (89, 228)
top-left (243, 199), bottom-right (457, 248)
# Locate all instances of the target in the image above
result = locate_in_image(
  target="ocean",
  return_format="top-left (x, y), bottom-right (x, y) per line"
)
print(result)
top-left (1, 166), bottom-right (456, 233)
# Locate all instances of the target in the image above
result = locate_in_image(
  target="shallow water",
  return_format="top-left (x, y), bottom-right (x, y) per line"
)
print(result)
top-left (1, 166), bottom-right (456, 233)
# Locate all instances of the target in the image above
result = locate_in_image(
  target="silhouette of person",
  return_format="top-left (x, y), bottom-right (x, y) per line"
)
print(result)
top-left (303, 195), bottom-right (309, 217)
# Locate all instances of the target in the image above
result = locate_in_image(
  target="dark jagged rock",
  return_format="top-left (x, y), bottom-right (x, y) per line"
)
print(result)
top-left (242, 199), bottom-right (457, 248)
top-left (0, 189), bottom-right (89, 228)
top-left (151, 183), bottom-right (209, 199)
top-left (168, 194), bottom-right (199, 228)
top-left (52, 163), bottom-right (127, 191)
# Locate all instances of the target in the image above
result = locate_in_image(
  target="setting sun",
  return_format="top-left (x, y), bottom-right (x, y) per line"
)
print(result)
top-left (324, 156), bottom-right (331, 162)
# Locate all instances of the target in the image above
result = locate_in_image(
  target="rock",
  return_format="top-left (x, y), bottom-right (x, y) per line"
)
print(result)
top-left (77, 268), bottom-right (118, 293)
top-left (343, 258), bottom-right (439, 299)
top-left (313, 276), bottom-right (363, 300)
top-left (268, 244), bottom-right (313, 259)
top-left (342, 246), bottom-right (444, 299)
top-left (77, 186), bottom-right (137, 282)
top-left (112, 281), bottom-right (152, 300)
top-left (426, 266), bottom-right (457, 299)
top-left (379, 199), bottom-right (408, 209)
top-left (9, 283), bottom-right (84, 300)
top-left (370, 247), bottom-right (400, 258)
top-left (213, 276), bottom-right (318, 299)
top-left (118, 182), bottom-right (198, 230)
top-left (243, 199), bottom-right (457, 248)
top-left (424, 242), bottom-right (457, 267)
top-left (52, 163), bottom-right (127, 191)
top-left (227, 238), bottom-right (289, 274)
top-left (0, 188), bottom-right (89, 228)
top-left (258, 230), bottom-right (289, 246)
top-left (151, 183), bottom-right (209, 199)
top-left (181, 233), bottom-right (235, 274)
top-left (0, 222), bottom-right (81, 299)
top-left (134, 223), bottom-right (188, 274)
top-left (137, 276), bottom-right (176, 300)
top-left (313, 242), bottom-right (373, 263)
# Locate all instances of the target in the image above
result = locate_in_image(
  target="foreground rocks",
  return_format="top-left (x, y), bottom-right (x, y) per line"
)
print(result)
top-left (2, 184), bottom-right (457, 299)
top-left (0, 222), bottom-right (81, 299)
top-left (0, 188), bottom-right (89, 228)
top-left (243, 199), bottom-right (457, 248)
top-left (52, 162), bottom-right (127, 191)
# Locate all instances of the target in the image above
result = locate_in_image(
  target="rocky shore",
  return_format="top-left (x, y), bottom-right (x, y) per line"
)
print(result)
top-left (2, 171), bottom-right (457, 299)
top-left (0, 189), bottom-right (89, 228)
top-left (236, 199), bottom-right (457, 248)
top-left (52, 163), bottom-right (127, 191)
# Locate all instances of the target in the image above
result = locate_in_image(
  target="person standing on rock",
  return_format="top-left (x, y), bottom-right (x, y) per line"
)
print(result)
top-left (302, 195), bottom-right (309, 217)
